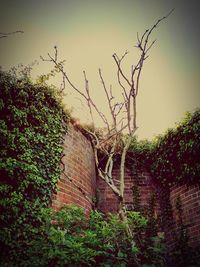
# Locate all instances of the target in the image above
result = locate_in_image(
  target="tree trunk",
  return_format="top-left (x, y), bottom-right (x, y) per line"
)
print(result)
top-left (118, 135), bottom-right (136, 246)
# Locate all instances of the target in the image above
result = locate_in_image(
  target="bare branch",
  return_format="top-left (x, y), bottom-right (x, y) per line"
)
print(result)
top-left (105, 139), bottom-right (117, 175)
top-left (83, 70), bottom-right (94, 124)
top-left (117, 68), bottom-right (128, 99)
top-left (99, 68), bottom-right (117, 127)
top-left (0, 30), bottom-right (24, 39)
top-left (98, 122), bottom-right (128, 147)
top-left (143, 9), bottom-right (174, 52)
top-left (138, 29), bottom-right (149, 48)
top-left (113, 53), bottom-right (131, 87)
top-left (110, 85), bottom-right (114, 100)
top-left (146, 39), bottom-right (157, 54)
top-left (99, 170), bottom-right (120, 196)
top-left (41, 47), bottom-right (110, 130)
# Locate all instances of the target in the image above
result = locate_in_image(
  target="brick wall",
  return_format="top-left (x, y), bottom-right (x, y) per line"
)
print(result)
top-left (97, 165), bottom-right (160, 216)
top-left (169, 184), bottom-right (200, 248)
top-left (51, 123), bottom-right (96, 214)
top-left (157, 183), bottom-right (200, 254)
top-left (50, 127), bottom-right (200, 252)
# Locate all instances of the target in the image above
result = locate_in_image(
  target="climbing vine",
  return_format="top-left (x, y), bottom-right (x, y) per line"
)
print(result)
top-left (0, 69), bottom-right (69, 262)
top-left (129, 109), bottom-right (200, 265)
top-left (129, 109), bottom-right (200, 186)
top-left (150, 110), bottom-right (199, 185)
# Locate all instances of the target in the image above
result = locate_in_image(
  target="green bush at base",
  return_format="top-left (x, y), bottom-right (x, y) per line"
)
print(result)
top-left (1, 205), bottom-right (165, 267)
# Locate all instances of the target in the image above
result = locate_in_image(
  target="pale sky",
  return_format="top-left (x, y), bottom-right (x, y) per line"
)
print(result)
top-left (0, 0), bottom-right (199, 139)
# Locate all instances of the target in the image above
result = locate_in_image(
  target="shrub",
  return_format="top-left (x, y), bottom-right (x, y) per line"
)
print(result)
top-left (0, 205), bottom-right (165, 267)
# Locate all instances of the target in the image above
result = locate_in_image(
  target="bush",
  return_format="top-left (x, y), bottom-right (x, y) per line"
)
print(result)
top-left (1, 205), bottom-right (165, 267)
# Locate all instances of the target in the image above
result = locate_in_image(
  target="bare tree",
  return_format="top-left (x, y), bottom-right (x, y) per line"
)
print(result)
top-left (41, 10), bottom-right (173, 245)
top-left (0, 31), bottom-right (24, 39)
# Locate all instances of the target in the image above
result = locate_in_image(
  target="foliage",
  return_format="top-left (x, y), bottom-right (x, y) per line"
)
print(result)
top-left (0, 69), bottom-right (68, 264)
top-left (130, 109), bottom-right (200, 186)
top-left (1, 204), bottom-right (166, 267)
top-left (129, 110), bottom-right (200, 265)
top-left (150, 109), bottom-right (199, 185)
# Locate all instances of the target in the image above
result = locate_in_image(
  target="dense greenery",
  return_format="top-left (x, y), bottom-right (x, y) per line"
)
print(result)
top-left (1, 204), bottom-right (165, 267)
top-left (0, 69), bottom-right (68, 264)
top-left (129, 109), bottom-right (200, 266)
top-left (130, 109), bottom-right (200, 186)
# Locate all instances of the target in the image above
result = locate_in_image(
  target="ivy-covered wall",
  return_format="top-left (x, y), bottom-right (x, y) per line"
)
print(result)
top-left (0, 68), bottom-right (199, 263)
top-left (145, 109), bottom-right (200, 254)
top-left (0, 69), bottom-right (68, 260)
top-left (149, 110), bottom-right (199, 186)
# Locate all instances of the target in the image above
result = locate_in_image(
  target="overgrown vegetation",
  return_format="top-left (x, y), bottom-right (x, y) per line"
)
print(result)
top-left (0, 68), bottom-right (199, 266)
top-left (0, 69), bottom-right (166, 266)
top-left (2, 204), bottom-right (165, 267)
top-left (129, 109), bottom-right (200, 266)
top-left (0, 69), bottom-right (68, 265)
top-left (130, 108), bottom-right (200, 186)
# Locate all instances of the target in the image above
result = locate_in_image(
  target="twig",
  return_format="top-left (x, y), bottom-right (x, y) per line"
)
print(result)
top-left (0, 30), bottom-right (24, 38)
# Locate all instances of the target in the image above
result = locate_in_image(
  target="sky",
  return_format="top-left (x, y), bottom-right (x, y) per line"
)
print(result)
top-left (0, 0), bottom-right (199, 139)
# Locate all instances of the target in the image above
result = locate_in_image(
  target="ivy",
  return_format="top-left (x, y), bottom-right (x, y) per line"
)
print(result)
top-left (129, 110), bottom-right (200, 265)
top-left (0, 69), bottom-right (69, 264)
top-left (130, 109), bottom-right (200, 186)
top-left (151, 110), bottom-right (199, 185)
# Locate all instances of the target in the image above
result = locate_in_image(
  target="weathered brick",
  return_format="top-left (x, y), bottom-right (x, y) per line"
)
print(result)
top-left (167, 184), bottom-right (200, 249)
top-left (51, 123), bottom-right (96, 214)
